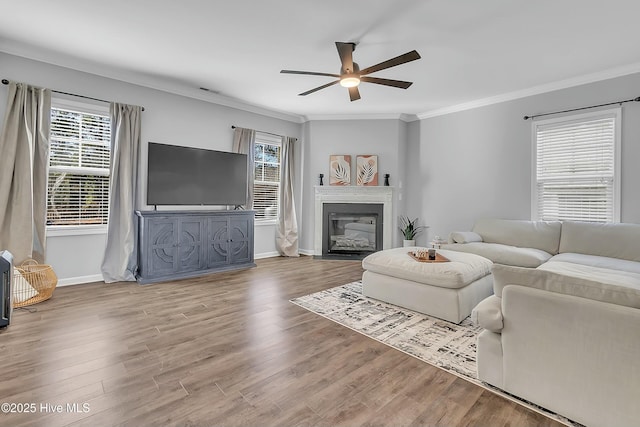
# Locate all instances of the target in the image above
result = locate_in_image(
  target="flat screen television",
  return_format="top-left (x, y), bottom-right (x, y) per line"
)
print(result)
top-left (147, 142), bottom-right (248, 206)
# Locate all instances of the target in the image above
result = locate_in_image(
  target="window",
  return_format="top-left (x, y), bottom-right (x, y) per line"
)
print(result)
top-left (532, 108), bottom-right (620, 223)
top-left (253, 132), bottom-right (281, 220)
top-left (47, 103), bottom-right (111, 227)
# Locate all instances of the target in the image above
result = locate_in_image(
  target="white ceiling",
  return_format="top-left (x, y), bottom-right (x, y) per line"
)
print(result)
top-left (1, 0), bottom-right (640, 121)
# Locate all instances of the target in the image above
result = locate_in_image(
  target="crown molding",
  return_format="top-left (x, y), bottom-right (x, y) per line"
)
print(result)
top-left (416, 62), bottom-right (640, 120)
top-left (5, 40), bottom-right (639, 125)
top-left (303, 112), bottom-right (417, 122)
top-left (0, 43), bottom-right (306, 124)
top-left (159, 87), bottom-right (306, 123)
top-left (400, 113), bottom-right (420, 122)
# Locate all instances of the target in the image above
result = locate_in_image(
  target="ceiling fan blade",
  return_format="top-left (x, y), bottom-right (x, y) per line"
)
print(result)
top-left (335, 42), bottom-right (356, 73)
top-left (359, 50), bottom-right (421, 76)
top-left (281, 70), bottom-right (340, 78)
top-left (299, 80), bottom-right (340, 96)
top-left (360, 76), bottom-right (413, 89)
top-left (348, 86), bottom-right (361, 102)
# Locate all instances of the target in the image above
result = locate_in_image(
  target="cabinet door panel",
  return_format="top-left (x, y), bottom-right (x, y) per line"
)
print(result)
top-left (178, 219), bottom-right (205, 271)
top-left (208, 217), bottom-right (229, 267)
top-left (148, 219), bottom-right (178, 276)
top-left (229, 217), bottom-right (252, 264)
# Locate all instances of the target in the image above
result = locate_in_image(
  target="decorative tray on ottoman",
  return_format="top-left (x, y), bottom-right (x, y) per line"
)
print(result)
top-left (408, 251), bottom-right (450, 263)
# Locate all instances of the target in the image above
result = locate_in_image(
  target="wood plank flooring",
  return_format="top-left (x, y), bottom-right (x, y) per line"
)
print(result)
top-left (0, 256), bottom-right (563, 426)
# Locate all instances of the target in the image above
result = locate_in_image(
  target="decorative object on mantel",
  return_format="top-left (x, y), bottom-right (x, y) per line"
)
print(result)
top-left (356, 155), bottom-right (378, 186)
top-left (399, 215), bottom-right (424, 247)
top-left (319, 173), bottom-right (324, 186)
top-left (330, 155), bottom-right (351, 185)
top-left (384, 173), bottom-right (390, 186)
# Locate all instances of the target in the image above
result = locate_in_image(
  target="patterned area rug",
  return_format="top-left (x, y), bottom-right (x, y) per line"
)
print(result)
top-left (291, 281), bottom-right (480, 379)
top-left (291, 281), bottom-right (480, 378)
top-left (290, 281), bottom-right (576, 427)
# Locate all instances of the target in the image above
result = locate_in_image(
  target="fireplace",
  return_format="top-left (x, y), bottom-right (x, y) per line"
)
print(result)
top-left (314, 186), bottom-right (393, 258)
top-left (322, 203), bottom-right (383, 258)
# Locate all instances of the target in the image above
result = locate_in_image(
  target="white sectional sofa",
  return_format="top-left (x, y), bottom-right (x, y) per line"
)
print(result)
top-left (444, 218), bottom-right (562, 267)
top-left (446, 218), bottom-right (640, 427)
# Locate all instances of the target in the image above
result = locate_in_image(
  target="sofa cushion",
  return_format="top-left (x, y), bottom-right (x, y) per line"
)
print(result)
top-left (559, 221), bottom-right (640, 262)
top-left (442, 242), bottom-right (552, 268)
top-left (449, 231), bottom-right (483, 244)
top-left (548, 253), bottom-right (640, 275)
top-left (492, 263), bottom-right (640, 309)
top-left (538, 260), bottom-right (640, 285)
top-left (471, 295), bottom-right (503, 333)
top-left (473, 218), bottom-right (562, 255)
top-left (361, 248), bottom-right (492, 289)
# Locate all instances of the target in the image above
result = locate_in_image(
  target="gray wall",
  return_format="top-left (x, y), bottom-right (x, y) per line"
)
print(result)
top-left (403, 119), bottom-right (426, 243)
top-left (3, 49), bottom-right (639, 283)
top-left (0, 52), bottom-right (303, 284)
top-left (410, 72), bottom-right (640, 240)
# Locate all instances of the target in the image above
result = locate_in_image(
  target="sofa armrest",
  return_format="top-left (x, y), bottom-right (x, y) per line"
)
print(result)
top-left (492, 263), bottom-right (640, 309)
top-left (448, 231), bottom-right (483, 244)
top-left (471, 295), bottom-right (503, 332)
top-left (501, 285), bottom-right (640, 427)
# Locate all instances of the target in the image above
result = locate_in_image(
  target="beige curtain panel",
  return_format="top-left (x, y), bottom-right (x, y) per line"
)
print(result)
top-left (101, 103), bottom-right (142, 283)
top-left (232, 127), bottom-right (256, 209)
top-left (0, 82), bottom-right (51, 264)
top-left (276, 136), bottom-right (299, 256)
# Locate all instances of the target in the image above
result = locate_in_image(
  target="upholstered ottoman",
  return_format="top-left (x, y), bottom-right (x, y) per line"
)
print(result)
top-left (361, 247), bottom-right (493, 323)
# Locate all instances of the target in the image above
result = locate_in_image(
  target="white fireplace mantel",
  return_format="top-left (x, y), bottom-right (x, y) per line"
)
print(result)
top-left (314, 186), bottom-right (394, 255)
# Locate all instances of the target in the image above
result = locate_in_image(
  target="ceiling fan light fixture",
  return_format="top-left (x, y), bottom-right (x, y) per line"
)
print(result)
top-left (282, 42), bottom-right (420, 100)
top-left (340, 75), bottom-right (360, 88)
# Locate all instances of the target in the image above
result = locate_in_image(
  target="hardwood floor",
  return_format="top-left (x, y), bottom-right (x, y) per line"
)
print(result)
top-left (0, 256), bottom-right (563, 427)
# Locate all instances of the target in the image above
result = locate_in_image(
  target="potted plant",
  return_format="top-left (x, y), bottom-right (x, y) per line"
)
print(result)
top-left (399, 216), bottom-right (424, 247)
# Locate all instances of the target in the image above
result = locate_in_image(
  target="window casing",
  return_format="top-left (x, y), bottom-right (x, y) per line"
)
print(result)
top-left (47, 101), bottom-right (111, 228)
top-left (532, 108), bottom-right (621, 223)
top-left (253, 132), bottom-right (281, 221)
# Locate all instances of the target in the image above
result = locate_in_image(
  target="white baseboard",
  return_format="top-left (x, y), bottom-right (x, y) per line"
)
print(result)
top-left (57, 274), bottom-right (104, 287)
top-left (58, 251), bottom-right (317, 284)
top-left (255, 249), bottom-right (315, 259)
top-left (255, 251), bottom-right (280, 259)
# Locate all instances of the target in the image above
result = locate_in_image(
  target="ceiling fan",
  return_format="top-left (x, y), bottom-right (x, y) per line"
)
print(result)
top-left (280, 42), bottom-right (421, 101)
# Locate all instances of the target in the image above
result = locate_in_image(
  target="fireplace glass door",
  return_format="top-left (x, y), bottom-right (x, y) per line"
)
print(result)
top-left (322, 203), bottom-right (383, 258)
top-left (329, 213), bottom-right (377, 253)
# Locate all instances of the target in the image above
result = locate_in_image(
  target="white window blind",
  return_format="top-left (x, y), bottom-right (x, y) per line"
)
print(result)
top-left (533, 109), bottom-right (620, 223)
top-left (47, 107), bottom-right (111, 226)
top-left (253, 132), bottom-right (281, 220)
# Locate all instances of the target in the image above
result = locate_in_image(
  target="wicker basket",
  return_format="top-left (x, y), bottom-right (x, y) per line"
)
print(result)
top-left (12, 259), bottom-right (58, 308)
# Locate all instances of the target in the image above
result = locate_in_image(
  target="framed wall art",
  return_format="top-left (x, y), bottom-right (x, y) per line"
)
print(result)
top-left (356, 155), bottom-right (378, 186)
top-left (330, 155), bottom-right (351, 185)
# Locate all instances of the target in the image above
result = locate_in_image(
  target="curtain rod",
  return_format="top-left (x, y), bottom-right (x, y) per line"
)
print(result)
top-left (231, 125), bottom-right (297, 141)
top-left (1, 78), bottom-right (145, 111)
top-left (523, 96), bottom-right (640, 120)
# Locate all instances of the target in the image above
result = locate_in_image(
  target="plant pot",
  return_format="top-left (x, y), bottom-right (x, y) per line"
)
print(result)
top-left (403, 239), bottom-right (416, 247)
